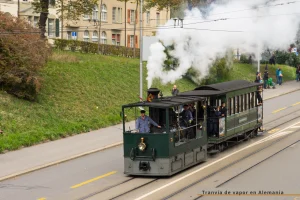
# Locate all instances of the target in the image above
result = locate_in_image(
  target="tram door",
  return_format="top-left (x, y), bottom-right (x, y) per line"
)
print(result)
top-left (207, 96), bottom-right (226, 137)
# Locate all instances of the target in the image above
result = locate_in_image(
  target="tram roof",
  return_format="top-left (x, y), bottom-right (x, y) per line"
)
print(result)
top-left (179, 80), bottom-right (262, 97)
top-left (122, 95), bottom-right (205, 108)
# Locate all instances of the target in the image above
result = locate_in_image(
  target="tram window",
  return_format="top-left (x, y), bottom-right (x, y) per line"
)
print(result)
top-left (230, 98), bottom-right (234, 115)
top-left (247, 93), bottom-right (251, 109)
top-left (240, 95), bottom-right (243, 112)
top-left (236, 96), bottom-right (239, 113)
top-left (250, 92), bottom-right (255, 108)
top-left (170, 102), bottom-right (199, 146)
top-left (233, 97), bottom-right (236, 113)
top-left (123, 106), bottom-right (167, 134)
top-left (227, 98), bottom-right (231, 116)
top-left (245, 94), bottom-right (248, 111)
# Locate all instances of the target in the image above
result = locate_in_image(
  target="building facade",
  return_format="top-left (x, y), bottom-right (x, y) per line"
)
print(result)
top-left (63, 0), bottom-right (170, 48)
top-left (0, 0), bottom-right (170, 48)
top-left (0, 0), bottom-right (59, 41)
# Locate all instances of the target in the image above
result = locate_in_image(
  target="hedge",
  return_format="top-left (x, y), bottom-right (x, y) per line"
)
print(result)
top-left (53, 39), bottom-right (140, 58)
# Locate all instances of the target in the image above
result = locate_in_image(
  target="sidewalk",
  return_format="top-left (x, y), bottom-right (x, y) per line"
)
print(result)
top-left (0, 81), bottom-right (299, 181)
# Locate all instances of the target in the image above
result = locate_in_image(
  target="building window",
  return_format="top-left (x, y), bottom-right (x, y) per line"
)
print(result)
top-left (113, 7), bottom-right (122, 23)
top-left (92, 5), bottom-right (98, 20)
top-left (146, 11), bottom-right (150, 24)
top-left (112, 7), bottom-right (116, 22)
top-left (156, 12), bottom-right (160, 26)
top-left (28, 16), bottom-right (32, 25)
top-left (101, 4), bottom-right (107, 21)
top-left (48, 18), bottom-right (55, 37)
top-left (130, 35), bottom-right (134, 48)
top-left (92, 31), bottom-right (98, 42)
top-left (67, 31), bottom-right (71, 40)
top-left (83, 30), bottom-right (89, 42)
top-left (101, 31), bottom-right (107, 44)
top-left (112, 34), bottom-right (121, 46)
top-left (83, 13), bottom-right (89, 20)
top-left (34, 16), bottom-right (39, 28)
top-left (130, 10), bottom-right (135, 23)
top-left (118, 8), bottom-right (122, 23)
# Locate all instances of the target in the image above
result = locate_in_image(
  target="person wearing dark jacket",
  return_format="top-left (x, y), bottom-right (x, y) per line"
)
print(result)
top-left (263, 70), bottom-right (269, 89)
top-left (296, 66), bottom-right (300, 82)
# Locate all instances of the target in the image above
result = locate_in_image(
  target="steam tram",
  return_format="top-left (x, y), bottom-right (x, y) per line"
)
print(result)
top-left (122, 80), bottom-right (263, 176)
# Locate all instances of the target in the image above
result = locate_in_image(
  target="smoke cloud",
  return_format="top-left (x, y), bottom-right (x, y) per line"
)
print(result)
top-left (146, 0), bottom-right (300, 88)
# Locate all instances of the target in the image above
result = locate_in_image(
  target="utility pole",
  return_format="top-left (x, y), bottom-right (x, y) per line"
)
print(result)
top-left (98, 0), bottom-right (103, 54)
top-left (139, 0), bottom-right (143, 98)
top-left (18, 0), bottom-right (20, 18)
top-left (61, 0), bottom-right (63, 39)
top-left (125, 0), bottom-right (127, 47)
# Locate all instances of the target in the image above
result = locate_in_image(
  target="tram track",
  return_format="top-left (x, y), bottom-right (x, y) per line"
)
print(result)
top-left (77, 177), bottom-right (158, 200)
top-left (160, 117), bottom-right (300, 200)
top-left (78, 110), bottom-right (300, 200)
top-left (193, 140), bottom-right (300, 200)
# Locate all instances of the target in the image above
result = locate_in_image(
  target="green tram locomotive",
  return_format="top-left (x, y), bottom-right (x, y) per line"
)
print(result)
top-left (121, 80), bottom-right (264, 176)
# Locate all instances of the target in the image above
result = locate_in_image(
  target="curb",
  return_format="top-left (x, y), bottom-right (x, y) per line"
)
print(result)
top-left (1, 86), bottom-right (299, 182)
top-left (0, 141), bottom-right (123, 182)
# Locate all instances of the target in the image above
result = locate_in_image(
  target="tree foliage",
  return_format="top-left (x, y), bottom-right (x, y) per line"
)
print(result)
top-left (144, 0), bottom-right (207, 12)
top-left (32, 0), bottom-right (97, 38)
top-left (144, 0), bottom-right (182, 13)
top-left (0, 12), bottom-right (51, 100)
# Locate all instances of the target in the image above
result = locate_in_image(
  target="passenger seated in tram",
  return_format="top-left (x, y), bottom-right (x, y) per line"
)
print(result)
top-left (135, 110), bottom-right (161, 133)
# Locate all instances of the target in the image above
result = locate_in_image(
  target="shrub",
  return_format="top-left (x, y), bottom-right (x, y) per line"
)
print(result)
top-left (54, 39), bottom-right (140, 58)
top-left (0, 12), bottom-right (51, 101)
top-left (275, 50), bottom-right (300, 67)
top-left (239, 54), bottom-right (249, 64)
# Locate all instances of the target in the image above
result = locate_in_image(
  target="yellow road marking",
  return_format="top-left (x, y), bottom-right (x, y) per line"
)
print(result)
top-left (71, 171), bottom-right (117, 189)
top-left (268, 128), bottom-right (279, 134)
top-left (272, 107), bottom-right (287, 114)
top-left (37, 198), bottom-right (46, 200)
top-left (293, 102), bottom-right (300, 106)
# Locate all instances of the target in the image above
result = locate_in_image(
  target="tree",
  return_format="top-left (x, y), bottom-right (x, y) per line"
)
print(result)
top-left (0, 12), bottom-right (51, 100)
top-left (32, 0), bottom-right (97, 39)
top-left (144, 0), bottom-right (182, 20)
top-left (145, 0), bottom-right (209, 14)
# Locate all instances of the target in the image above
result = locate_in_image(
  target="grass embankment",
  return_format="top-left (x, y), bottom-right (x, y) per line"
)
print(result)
top-left (0, 51), bottom-right (196, 153)
top-left (230, 62), bottom-right (296, 82)
top-left (0, 52), bottom-right (296, 153)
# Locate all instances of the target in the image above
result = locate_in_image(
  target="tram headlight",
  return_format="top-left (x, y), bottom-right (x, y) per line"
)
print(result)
top-left (138, 137), bottom-right (146, 151)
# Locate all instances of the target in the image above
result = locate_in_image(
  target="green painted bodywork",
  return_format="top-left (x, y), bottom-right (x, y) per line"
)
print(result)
top-left (123, 85), bottom-right (263, 158)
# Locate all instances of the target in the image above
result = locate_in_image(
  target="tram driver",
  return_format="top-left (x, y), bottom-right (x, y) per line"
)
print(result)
top-left (135, 110), bottom-right (161, 133)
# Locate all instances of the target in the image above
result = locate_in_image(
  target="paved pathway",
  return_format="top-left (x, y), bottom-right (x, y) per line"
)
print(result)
top-left (0, 81), bottom-right (299, 181)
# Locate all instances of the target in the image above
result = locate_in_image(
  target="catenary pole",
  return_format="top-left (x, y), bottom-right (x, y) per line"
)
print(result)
top-left (139, 0), bottom-right (143, 99)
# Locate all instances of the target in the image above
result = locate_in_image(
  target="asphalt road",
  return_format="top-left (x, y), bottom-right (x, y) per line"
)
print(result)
top-left (1, 90), bottom-right (300, 200)
top-left (202, 140), bottom-right (300, 200)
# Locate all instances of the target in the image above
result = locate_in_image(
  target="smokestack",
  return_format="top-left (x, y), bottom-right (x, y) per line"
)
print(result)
top-left (147, 88), bottom-right (160, 100)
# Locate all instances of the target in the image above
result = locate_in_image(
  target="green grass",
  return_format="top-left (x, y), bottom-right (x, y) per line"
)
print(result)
top-left (0, 52), bottom-right (296, 153)
top-left (229, 62), bottom-right (296, 82)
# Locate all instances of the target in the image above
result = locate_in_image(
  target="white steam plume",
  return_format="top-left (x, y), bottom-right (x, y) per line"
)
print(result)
top-left (146, 0), bottom-right (300, 88)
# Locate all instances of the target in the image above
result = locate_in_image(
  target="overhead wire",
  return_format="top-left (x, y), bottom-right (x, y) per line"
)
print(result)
top-left (1, 1), bottom-right (300, 35)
